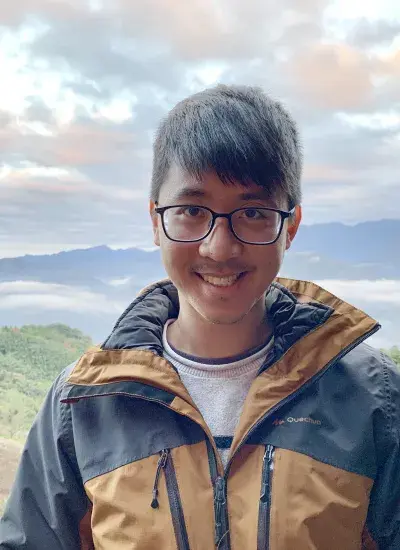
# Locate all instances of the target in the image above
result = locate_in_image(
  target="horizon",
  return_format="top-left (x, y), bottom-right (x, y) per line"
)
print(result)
top-left (1, 217), bottom-right (399, 260)
top-left (1, 217), bottom-right (399, 350)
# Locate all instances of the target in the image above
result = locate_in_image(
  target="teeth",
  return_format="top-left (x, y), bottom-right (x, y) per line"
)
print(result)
top-left (201, 274), bottom-right (240, 287)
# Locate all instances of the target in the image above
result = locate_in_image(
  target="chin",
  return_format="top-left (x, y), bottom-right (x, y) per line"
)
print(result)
top-left (196, 307), bottom-right (251, 326)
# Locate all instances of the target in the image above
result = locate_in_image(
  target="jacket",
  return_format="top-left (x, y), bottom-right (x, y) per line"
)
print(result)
top-left (1, 278), bottom-right (400, 549)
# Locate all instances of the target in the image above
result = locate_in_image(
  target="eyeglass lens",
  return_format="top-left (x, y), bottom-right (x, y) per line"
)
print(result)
top-left (163, 206), bottom-right (281, 243)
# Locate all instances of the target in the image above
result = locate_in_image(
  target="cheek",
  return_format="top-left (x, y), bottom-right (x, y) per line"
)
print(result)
top-left (272, 233), bottom-right (287, 261)
top-left (159, 239), bottom-right (175, 271)
top-left (252, 245), bottom-right (284, 278)
top-left (159, 239), bottom-right (196, 280)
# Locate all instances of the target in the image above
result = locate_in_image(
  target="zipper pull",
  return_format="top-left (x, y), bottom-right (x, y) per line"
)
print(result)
top-left (151, 449), bottom-right (169, 509)
top-left (214, 476), bottom-right (226, 545)
top-left (260, 445), bottom-right (274, 503)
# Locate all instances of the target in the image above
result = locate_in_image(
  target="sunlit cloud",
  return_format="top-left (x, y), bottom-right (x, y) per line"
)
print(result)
top-left (0, 0), bottom-right (399, 255)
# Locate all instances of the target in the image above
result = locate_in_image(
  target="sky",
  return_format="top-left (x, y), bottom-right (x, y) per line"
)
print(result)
top-left (1, 0), bottom-right (400, 258)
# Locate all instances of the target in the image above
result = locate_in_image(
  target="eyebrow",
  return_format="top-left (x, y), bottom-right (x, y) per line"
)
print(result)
top-left (170, 187), bottom-right (279, 207)
top-left (239, 191), bottom-right (279, 207)
top-left (172, 188), bottom-right (207, 201)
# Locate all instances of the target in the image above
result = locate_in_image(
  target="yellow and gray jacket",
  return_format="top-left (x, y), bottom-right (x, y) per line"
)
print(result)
top-left (1, 278), bottom-right (400, 549)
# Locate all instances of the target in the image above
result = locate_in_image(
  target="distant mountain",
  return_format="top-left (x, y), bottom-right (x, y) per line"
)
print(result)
top-left (0, 219), bottom-right (399, 346)
top-left (0, 246), bottom-right (164, 289)
top-left (290, 219), bottom-right (400, 277)
top-left (1, 219), bottom-right (399, 285)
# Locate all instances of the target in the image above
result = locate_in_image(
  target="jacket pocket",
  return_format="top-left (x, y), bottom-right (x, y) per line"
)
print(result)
top-left (257, 444), bottom-right (274, 550)
top-left (268, 447), bottom-right (374, 549)
top-left (152, 449), bottom-right (191, 550)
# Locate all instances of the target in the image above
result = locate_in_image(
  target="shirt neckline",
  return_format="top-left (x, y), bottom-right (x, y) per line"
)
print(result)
top-left (163, 318), bottom-right (274, 373)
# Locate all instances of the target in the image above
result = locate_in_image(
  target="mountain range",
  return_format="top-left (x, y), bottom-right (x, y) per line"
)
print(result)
top-left (0, 219), bottom-right (399, 347)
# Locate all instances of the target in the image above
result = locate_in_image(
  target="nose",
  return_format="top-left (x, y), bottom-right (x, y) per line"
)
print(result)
top-left (198, 217), bottom-right (243, 261)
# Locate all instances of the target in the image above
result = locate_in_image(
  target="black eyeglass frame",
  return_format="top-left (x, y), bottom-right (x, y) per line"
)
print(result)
top-left (155, 204), bottom-right (296, 245)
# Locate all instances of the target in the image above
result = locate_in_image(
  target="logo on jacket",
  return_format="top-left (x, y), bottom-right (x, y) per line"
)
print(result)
top-left (273, 416), bottom-right (322, 427)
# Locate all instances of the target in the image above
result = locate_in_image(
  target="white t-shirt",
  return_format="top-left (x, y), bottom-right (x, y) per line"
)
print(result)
top-left (162, 320), bottom-right (274, 468)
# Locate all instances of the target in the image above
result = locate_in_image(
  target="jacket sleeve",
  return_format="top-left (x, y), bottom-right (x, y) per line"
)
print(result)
top-left (366, 352), bottom-right (400, 549)
top-left (0, 365), bottom-right (92, 549)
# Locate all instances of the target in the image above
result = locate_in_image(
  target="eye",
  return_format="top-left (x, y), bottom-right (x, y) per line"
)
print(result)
top-left (183, 206), bottom-right (204, 217)
top-left (242, 208), bottom-right (265, 219)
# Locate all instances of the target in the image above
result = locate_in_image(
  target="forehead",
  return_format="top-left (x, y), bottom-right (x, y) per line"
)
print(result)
top-left (158, 164), bottom-right (283, 207)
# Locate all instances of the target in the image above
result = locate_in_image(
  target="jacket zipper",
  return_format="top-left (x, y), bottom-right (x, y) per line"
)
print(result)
top-left (257, 445), bottom-right (274, 550)
top-left (151, 449), bottom-right (168, 509)
top-left (206, 439), bottom-right (230, 549)
top-left (214, 476), bottom-right (229, 549)
top-left (151, 449), bottom-right (190, 550)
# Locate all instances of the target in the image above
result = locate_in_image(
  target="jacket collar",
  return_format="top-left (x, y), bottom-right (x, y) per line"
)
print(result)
top-left (101, 278), bottom-right (358, 357)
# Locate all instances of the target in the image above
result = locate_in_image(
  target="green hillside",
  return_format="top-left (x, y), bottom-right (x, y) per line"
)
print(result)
top-left (0, 324), bottom-right (92, 440)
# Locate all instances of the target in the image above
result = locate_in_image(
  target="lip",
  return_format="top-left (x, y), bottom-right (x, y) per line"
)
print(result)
top-left (196, 272), bottom-right (244, 278)
top-left (195, 271), bottom-right (248, 293)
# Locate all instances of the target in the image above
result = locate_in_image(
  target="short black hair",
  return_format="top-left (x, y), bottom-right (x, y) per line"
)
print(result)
top-left (151, 84), bottom-right (302, 209)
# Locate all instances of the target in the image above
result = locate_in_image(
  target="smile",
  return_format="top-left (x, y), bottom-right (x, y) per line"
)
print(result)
top-left (199, 273), bottom-right (244, 287)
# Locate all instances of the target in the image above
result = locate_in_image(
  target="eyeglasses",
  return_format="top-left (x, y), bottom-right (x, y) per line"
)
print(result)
top-left (155, 204), bottom-right (295, 245)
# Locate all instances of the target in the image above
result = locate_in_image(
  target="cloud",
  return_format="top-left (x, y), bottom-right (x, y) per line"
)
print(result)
top-left (25, 0), bottom-right (329, 66)
top-left (285, 43), bottom-right (373, 110)
top-left (0, 174), bottom-right (152, 259)
top-left (0, 0), bottom-right (399, 254)
top-left (348, 18), bottom-right (400, 48)
top-left (24, 97), bottom-right (56, 125)
top-left (0, 280), bottom-right (125, 314)
top-left (0, 115), bottom-right (138, 166)
top-left (0, 110), bottom-right (13, 127)
top-left (0, 0), bottom-right (83, 27)
top-left (315, 279), bottom-right (400, 349)
top-left (315, 279), bottom-right (400, 306)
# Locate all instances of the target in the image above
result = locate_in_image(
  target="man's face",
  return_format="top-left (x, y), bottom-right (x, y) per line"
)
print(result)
top-left (150, 165), bottom-right (301, 325)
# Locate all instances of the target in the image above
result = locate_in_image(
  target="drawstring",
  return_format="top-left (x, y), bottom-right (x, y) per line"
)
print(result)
top-left (151, 449), bottom-right (169, 509)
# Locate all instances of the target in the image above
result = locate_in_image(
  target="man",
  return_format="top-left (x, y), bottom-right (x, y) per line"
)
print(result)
top-left (1, 84), bottom-right (399, 549)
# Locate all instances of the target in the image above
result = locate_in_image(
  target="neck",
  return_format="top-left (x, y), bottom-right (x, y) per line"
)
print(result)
top-left (167, 300), bottom-right (271, 359)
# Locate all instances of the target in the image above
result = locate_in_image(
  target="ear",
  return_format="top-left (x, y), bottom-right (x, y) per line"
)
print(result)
top-left (285, 205), bottom-right (302, 251)
top-left (149, 200), bottom-right (160, 247)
